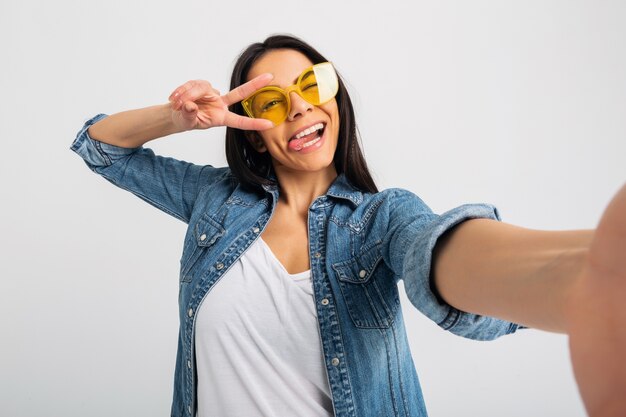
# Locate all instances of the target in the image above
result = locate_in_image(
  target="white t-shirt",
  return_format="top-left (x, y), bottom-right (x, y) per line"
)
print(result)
top-left (194, 237), bottom-right (334, 417)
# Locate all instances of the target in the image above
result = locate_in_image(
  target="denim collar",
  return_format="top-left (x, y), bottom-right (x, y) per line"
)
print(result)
top-left (326, 173), bottom-right (364, 206)
top-left (261, 172), bottom-right (363, 207)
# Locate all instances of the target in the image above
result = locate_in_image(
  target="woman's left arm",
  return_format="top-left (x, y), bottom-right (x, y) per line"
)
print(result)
top-left (432, 183), bottom-right (626, 417)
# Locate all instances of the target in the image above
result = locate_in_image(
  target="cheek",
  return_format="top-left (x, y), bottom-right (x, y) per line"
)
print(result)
top-left (320, 101), bottom-right (340, 134)
top-left (259, 129), bottom-right (285, 148)
top-left (332, 109), bottom-right (340, 138)
top-left (264, 134), bottom-right (294, 158)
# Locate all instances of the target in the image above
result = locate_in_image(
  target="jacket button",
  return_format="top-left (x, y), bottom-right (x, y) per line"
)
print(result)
top-left (187, 360), bottom-right (192, 369)
top-left (187, 308), bottom-right (193, 317)
top-left (331, 357), bottom-right (340, 366)
top-left (253, 227), bottom-right (260, 233)
top-left (314, 252), bottom-right (321, 258)
top-left (359, 269), bottom-right (367, 278)
top-left (188, 405), bottom-right (192, 414)
top-left (200, 234), bottom-right (207, 241)
top-left (216, 262), bottom-right (224, 270)
top-left (321, 298), bottom-right (329, 306)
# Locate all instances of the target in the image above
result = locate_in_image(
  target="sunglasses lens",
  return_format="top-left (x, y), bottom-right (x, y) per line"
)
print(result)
top-left (248, 90), bottom-right (288, 124)
top-left (302, 63), bottom-right (339, 105)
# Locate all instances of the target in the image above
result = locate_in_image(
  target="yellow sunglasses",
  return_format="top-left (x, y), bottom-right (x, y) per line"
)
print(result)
top-left (241, 62), bottom-right (339, 126)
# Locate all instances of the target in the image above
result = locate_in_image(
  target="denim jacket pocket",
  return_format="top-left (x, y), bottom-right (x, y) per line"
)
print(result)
top-left (331, 241), bottom-right (400, 329)
top-left (179, 214), bottom-right (225, 283)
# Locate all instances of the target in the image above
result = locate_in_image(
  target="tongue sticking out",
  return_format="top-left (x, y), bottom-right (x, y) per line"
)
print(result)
top-left (288, 130), bottom-right (321, 151)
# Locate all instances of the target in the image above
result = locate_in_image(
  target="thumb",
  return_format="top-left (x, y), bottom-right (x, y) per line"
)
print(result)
top-left (184, 101), bottom-right (198, 113)
top-left (181, 101), bottom-right (198, 120)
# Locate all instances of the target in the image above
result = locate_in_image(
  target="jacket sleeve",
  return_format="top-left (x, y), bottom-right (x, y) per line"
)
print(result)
top-left (70, 113), bottom-right (231, 224)
top-left (382, 188), bottom-right (523, 341)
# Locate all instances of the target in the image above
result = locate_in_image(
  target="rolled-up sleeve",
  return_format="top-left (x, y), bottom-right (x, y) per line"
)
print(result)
top-left (70, 113), bottom-right (141, 167)
top-left (383, 189), bottom-right (523, 341)
top-left (70, 113), bottom-right (230, 224)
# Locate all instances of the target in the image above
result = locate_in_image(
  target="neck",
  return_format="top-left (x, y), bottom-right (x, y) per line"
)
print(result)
top-left (272, 164), bottom-right (338, 215)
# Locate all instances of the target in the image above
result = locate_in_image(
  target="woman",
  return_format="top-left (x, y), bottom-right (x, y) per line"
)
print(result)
top-left (70, 35), bottom-right (625, 417)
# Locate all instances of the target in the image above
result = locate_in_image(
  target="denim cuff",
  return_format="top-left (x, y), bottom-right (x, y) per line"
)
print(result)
top-left (405, 203), bottom-right (523, 340)
top-left (69, 113), bottom-right (142, 169)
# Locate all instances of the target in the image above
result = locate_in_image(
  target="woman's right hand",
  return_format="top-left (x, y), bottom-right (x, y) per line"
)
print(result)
top-left (168, 74), bottom-right (275, 132)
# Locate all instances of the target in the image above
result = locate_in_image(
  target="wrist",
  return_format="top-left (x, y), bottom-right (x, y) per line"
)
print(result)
top-left (160, 102), bottom-right (187, 135)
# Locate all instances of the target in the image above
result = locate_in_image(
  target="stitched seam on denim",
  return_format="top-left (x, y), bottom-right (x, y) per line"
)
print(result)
top-left (327, 196), bottom-right (381, 229)
top-left (355, 197), bottom-right (384, 233)
top-left (180, 163), bottom-right (191, 221)
top-left (391, 323), bottom-right (411, 417)
top-left (332, 240), bottom-right (383, 281)
top-left (363, 283), bottom-right (388, 329)
top-left (225, 195), bottom-right (265, 207)
top-left (314, 214), bottom-right (356, 416)
top-left (445, 308), bottom-right (461, 330)
top-left (180, 246), bottom-right (203, 283)
top-left (336, 329), bottom-right (356, 417)
top-left (93, 139), bottom-right (112, 166)
top-left (379, 326), bottom-right (400, 417)
top-left (438, 306), bottom-right (457, 330)
top-left (305, 196), bottom-right (333, 211)
top-left (336, 281), bottom-right (365, 328)
top-left (372, 280), bottom-right (394, 327)
top-left (195, 214), bottom-right (225, 246)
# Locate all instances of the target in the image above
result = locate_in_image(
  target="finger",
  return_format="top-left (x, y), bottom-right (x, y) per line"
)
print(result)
top-left (183, 101), bottom-right (198, 114)
top-left (178, 85), bottom-right (218, 107)
top-left (169, 80), bottom-right (196, 102)
top-left (169, 84), bottom-right (194, 111)
top-left (170, 81), bottom-right (216, 110)
top-left (221, 73), bottom-right (274, 106)
top-left (223, 112), bottom-right (274, 131)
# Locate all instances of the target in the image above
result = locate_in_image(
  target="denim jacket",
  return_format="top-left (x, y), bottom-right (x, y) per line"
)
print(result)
top-left (71, 114), bottom-right (520, 417)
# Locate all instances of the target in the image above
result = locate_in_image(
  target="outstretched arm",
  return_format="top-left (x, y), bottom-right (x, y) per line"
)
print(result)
top-left (432, 183), bottom-right (626, 416)
top-left (432, 217), bottom-right (592, 333)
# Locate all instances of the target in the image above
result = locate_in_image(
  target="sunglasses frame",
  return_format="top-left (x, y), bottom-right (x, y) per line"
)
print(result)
top-left (241, 62), bottom-right (338, 126)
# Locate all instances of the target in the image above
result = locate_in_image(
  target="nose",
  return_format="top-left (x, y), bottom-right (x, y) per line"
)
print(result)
top-left (287, 91), bottom-right (313, 121)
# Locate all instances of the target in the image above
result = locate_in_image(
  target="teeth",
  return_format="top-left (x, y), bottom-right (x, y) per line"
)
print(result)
top-left (293, 123), bottom-right (324, 140)
top-left (302, 136), bottom-right (321, 148)
top-left (295, 133), bottom-right (322, 151)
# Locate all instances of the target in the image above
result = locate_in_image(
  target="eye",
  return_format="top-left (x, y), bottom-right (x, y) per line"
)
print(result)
top-left (302, 82), bottom-right (318, 91)
top-left (261, 99), bottom-right (284, 112)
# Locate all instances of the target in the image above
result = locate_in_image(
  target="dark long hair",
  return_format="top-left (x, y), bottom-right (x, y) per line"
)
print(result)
top-left (225, 34), bottom-right (378, 194)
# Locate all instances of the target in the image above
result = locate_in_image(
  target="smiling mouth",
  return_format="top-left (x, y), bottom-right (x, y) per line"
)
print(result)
top-left (288, 123), bottom-right (326, 151)
top-left (290, 122), bottom-right (325, 141)
top-left (288, 124), bottom-right (325, 151)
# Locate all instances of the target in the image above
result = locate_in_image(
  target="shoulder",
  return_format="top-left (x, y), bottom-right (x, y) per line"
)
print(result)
top-left (361, 187), bottom-right (432, 214)
top-left (329, 187), bottom-right (434, 233)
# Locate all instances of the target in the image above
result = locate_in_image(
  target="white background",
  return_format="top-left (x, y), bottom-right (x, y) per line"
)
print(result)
top-left (1, 1), bottom-right (624, 416)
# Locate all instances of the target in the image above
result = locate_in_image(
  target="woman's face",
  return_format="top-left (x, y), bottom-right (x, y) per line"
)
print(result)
top-left (245, 49), bottom-right (340, 176)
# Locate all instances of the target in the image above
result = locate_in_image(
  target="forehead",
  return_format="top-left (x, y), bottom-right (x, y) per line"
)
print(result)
top-left (247, 49), bottom-right (314, 86)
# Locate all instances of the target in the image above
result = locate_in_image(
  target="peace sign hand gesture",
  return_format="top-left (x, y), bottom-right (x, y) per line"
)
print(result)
top-left (168, 73), bottom-right (275, 132)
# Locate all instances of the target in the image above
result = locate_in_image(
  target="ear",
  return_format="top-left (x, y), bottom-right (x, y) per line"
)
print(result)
top-left (245, 131), bottom-right (268, 153)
